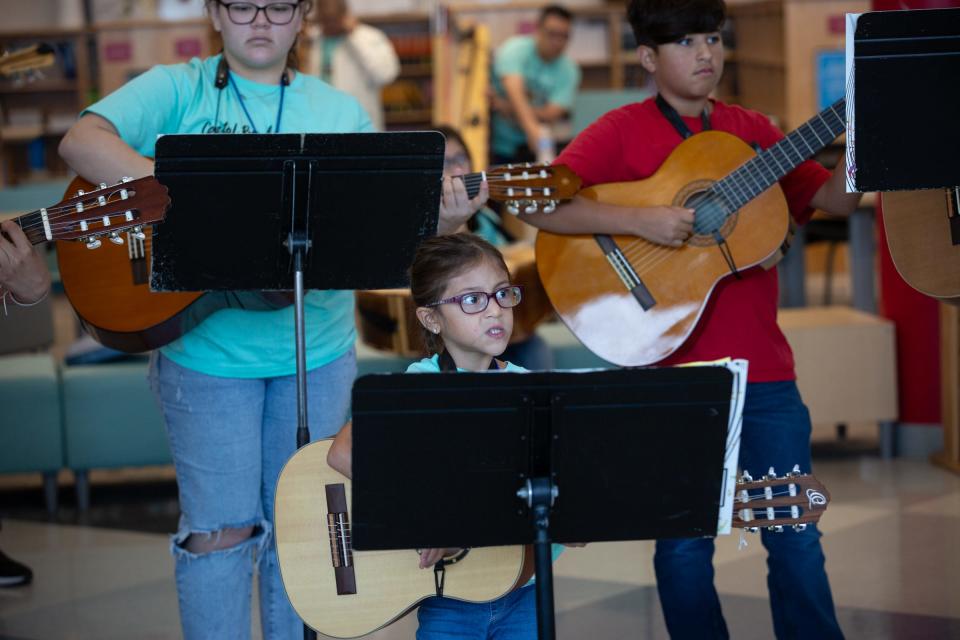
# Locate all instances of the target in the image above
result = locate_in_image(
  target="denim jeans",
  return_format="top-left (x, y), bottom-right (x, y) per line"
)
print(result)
top-left (654, 381), bottom-right (844, 640)
top-left (416, 584), bottom-right (537, 640)
top-left (148, 349), bottom-right (356, 640)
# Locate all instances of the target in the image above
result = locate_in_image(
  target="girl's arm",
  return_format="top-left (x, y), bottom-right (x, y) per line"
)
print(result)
top-left (327, 420), bottom-right (353, 478)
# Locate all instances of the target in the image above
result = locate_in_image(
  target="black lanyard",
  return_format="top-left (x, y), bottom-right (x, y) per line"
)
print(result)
top-left (656, 93), bottom-right (711, 139)
top-left (438, 350), bottom-right (501, 372)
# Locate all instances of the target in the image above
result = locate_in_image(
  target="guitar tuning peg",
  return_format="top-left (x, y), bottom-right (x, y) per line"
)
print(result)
top-left (768, 525), bottom-right (784, 533)
top-left (84, 236), bottom-right (102, 250)
top-left (765, 466), bottom-right (776, 480)
top-left (747, 527), bottom-right (759, 534)
top-left (130, 225), bottom-right (146, 241)
top-left (543, 201), bottom-right (557, 214)
top-left (740, 470), bottom-right (753, 483)
top-left (121, 176), bottom-right (133, 183)
top-left (523, 201), bottom-right (538, 214)
top-left (506, 201), bottom-right (520, 215)
top-left (790, 464), bottom-right (802, 476)
top-left (108, 232), bottom-right (124, 245)
top-left (792, 523), bottom-right (807, 532)
top-left (98, 182), bottom-right (107, 190)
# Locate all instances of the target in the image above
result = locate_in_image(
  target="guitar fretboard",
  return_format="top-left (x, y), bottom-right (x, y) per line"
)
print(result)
top-left (712, 99), bottom-right (846, 211)
top-left (13, 211), bottom-right (48, 246)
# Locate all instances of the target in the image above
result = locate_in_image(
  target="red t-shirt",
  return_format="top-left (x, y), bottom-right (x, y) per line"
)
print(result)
top-left (554, 98), bottom-right (830, 382)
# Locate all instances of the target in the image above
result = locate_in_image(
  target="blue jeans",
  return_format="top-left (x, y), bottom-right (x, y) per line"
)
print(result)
top-left (417, 584), bottom-right (537, 640)
top-left (654, 381), bottom-right (844, 640)
top-left (148, 349), bottom-right (356, 640)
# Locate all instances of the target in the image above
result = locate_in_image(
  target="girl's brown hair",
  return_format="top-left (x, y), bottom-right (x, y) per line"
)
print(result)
top-left (410, 233), bottom-right (510, 355)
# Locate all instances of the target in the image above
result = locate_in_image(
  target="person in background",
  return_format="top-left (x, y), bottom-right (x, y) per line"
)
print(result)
top-left (305, 0), bottom-right (400, 131)
top-left (490, 4), bottom-right (581, 166)
top-left (0, 219), bottom-right (49, 588)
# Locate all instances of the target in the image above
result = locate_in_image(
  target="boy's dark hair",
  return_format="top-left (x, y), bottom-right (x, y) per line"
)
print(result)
top-left (539, 4), bottom-right (573, 24)
top-left (627, 0), bottom-right (726, 46)
top-left (410, 233), bottom-right (510, 355)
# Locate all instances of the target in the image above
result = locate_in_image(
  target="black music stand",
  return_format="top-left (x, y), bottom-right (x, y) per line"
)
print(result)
top-left (852, 7), bottom-right (960, 191)
top-left (351, 366), bottom-right (733, 640)
top-left (153, 132), bottom-right (444, 639)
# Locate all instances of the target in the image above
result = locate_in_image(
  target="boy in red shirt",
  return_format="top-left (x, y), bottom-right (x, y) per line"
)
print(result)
top-left (523, 0), bottom-right (859, 637)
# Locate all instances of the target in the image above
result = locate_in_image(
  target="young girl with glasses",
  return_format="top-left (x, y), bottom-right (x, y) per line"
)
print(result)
top-left (58, 2), bottom-right (485, 638)
top-left (328, 232), bottom-right (556, 639)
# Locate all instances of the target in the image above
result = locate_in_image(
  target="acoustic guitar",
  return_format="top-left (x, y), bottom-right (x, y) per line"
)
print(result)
top-left (59, 165), bottom-right (579, 353)
top-left (8, 175), bottom-right (168, 248)
top-left (535, 99), bottom-right (848, 367)
top-left (881, 187), bottom-right (960, 305)
top-left (275, 438), bottom-right (831, 638)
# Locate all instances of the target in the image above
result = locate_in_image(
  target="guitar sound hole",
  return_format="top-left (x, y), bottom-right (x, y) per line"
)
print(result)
top-left (685, 190), bottom-right (737, 245)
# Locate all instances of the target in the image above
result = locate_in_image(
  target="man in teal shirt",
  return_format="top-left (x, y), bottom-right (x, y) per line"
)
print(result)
top-left (491, 4), bottom-right (581, 165)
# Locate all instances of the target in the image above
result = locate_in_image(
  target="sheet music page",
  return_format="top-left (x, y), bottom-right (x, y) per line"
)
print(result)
top-left (675, 358), bottom-right (747, 535)
top-left (845, 13), bottom-right (861, 193)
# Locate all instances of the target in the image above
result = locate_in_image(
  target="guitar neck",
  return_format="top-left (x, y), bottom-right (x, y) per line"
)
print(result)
top-left (462, 171), bottom-right (485, 200)
top-left (715, 98), bottom-right (846, 210)
top-left (11, 211), bottom-right (49, 246)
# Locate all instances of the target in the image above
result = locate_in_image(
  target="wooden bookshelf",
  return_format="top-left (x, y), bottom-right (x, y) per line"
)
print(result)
top-left (0, 28), bottom-right (91, 185)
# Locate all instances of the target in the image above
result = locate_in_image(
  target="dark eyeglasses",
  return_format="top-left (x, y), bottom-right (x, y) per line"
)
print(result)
top-left (216, 1), bottom-right (300, 25)
top-left (427, 285), bottom-right (523, 314)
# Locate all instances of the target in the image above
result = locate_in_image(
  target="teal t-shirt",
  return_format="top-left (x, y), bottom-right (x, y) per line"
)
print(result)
top-left (320, 36), bottom-right (343, 84)
top-left (405, 353), bottom-right (564, 575)
top-left (491, 36), bottom-right (581, 157)
top-left (84, 55), bottom-right (374, 378)
top-left (405, 353), bottom-right (527, 373)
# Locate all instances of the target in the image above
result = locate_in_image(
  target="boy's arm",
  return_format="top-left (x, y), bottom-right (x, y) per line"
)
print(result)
top-left (808, 155), bottom-right (862, 216)
top-left (523, 195), bottom-right (695, 247)
top-left (327, 421), bottom-right (353, 478)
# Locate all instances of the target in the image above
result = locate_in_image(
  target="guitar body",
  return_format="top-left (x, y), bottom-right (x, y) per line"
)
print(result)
top-left (535, 131), bottom-right (790, 366)
top-left (57, 177), bottom-right (291, 353)
top-left (275, 440), bottom-right (532, 639)
top-left (57, 224), bottom-right (203, 352)
top-left (882, 189), bottom-right (960, 305)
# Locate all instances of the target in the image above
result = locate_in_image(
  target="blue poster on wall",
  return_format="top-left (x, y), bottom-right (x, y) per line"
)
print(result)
top-left (817, 49), bottom-right (846, 110)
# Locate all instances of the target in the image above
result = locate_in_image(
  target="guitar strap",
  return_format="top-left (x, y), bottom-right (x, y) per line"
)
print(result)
top-left (655, 93), bottom-right (711, 139)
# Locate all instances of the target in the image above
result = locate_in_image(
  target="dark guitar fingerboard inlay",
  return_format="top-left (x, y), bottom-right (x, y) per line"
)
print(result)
top-left (325, 483), bottom-right (357, 595)
top-left (595, 234), bottom-right (656, 310)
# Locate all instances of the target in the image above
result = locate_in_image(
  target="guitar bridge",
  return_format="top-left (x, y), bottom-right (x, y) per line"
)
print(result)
top-left (595, 235), bottom-right (656, 310)
top-left (325, 484), bottom-right (357, 595)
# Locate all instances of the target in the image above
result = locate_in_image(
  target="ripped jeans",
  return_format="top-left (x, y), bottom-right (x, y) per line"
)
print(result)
top-left (148, 349), bottom-right (356, 640)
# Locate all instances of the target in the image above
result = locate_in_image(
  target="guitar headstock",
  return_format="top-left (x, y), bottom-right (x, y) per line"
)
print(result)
top-left (485, 163), bottom-right (581, 215)
top-left (0, 43), bottom-right (56, 83)
top-left (733, 466), bottom-right (830, 533)
top-left (47, 176), bottom-right (170, 249)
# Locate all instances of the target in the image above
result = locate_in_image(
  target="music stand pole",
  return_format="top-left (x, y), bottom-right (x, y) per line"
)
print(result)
top-left (518, 477), bottom-right (558, 640)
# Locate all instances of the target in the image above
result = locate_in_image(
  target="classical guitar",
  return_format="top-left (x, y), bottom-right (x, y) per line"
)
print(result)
top-left (535, 99), bottom-right (848, 366)
top-left (7, 176), bottom-right (168, 248)
top-left (0, 43), bottom-right (55, 79)
top-left (881, 187), bottom-right (960, 305)
top-left (356, 242), bottom-right (554, 357)
top-left (275, 439), bottom-right (830, 638)
top-left (59, 165), bottom-right (580, 353)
